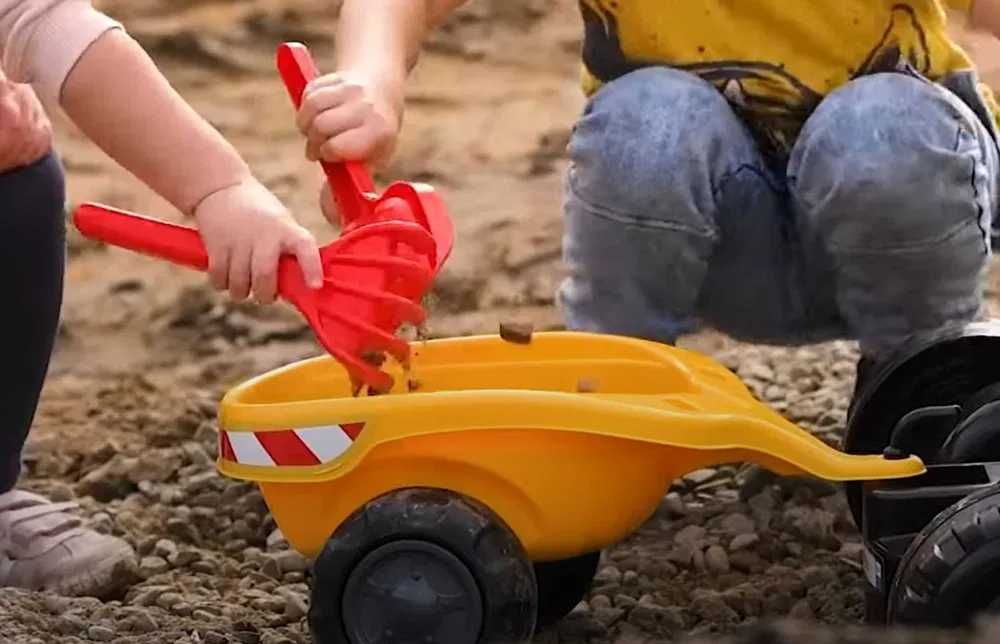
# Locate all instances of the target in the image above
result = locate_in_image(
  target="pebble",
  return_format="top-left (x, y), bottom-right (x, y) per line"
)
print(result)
top-left (690, 591), bottom-right (739, 625)
top-left (682, 469), bottom-right (717, 487)
top-left (138, 556), bottom-right (169, 578)
top-left (153, 539), bottom-right (178, 560)
top-left (269, 550), bottom-right (309, 575)
top-left (661, 492), bottom-right (686, 517)
top-left (594, 566), bottom-right (623, 585)
top-left (126, 611), bottom-right (157, 633)
top-left (719, 513), bottom-right (756, 536)
top-left (622, 570), bottom-right (639, 586)
top-left (277, 588), bottom-right (308, 621)
top-left (86, 625), bottom-right (115, 641)
top-left (674, 524), bottom-right (707, 546)
top-left (627, 600), bottom-right (686, 632)
top-left (729, 533), bottom-right (761, 551)
top-left (705, 545), bottom-right (730, 573)
top-left (155, 592), bottom-right (184, 610)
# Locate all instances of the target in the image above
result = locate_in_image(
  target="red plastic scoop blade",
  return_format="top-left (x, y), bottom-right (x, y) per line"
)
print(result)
top-left (72, 203), bottom-right (437, 391)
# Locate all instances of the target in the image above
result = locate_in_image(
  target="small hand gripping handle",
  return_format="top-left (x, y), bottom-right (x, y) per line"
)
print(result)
top-left (276, 42), bottom-right (375, 227)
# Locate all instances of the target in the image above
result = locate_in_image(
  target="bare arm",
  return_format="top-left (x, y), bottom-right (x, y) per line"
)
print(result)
top-left (333, 0), bottom-right (469, 121)
top-left (61, 30), bottom-right (251, 215)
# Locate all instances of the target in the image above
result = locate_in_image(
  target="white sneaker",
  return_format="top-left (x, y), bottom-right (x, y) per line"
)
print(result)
top-left (0, 490), bottom-right (137, 597)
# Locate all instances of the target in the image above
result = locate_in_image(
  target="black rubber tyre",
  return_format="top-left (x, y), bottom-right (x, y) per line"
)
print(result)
top-left (888, 483), bottom-right (1000, 626)
top-left (308, 488), bottom-right (538, 644)
top-left (842, 322), bottom-right (1000, 527)
top-left (533, 551), bottom-right (601, 630)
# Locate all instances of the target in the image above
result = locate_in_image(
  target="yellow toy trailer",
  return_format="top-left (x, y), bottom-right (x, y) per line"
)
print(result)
top-left (216, 331), bottom-right (924, 644)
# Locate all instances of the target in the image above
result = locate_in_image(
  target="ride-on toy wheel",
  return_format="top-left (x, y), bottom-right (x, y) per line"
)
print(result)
top-left (533, 551), bottom-right (601, 630)
top-left (843, 323), bottom-right (1000, 525)
top-left (308, 488), bottom-right (537, 644)
top-left (889, 483), bottom-right (1000, 626)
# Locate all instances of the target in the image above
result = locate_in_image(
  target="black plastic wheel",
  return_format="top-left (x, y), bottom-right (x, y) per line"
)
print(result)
top-left (308, 488), bottom-right (537, 644)
top-left (533, 551), bottom-right (601, 630)
top-left (889, 483), bottom-right (1000, 626)
top-left (842, 322), bottom-right (1000, 527)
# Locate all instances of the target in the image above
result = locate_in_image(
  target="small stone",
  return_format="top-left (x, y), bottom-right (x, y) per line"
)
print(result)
top-left (674, 524), bottom-right (707, 546)
top-left (204, 633), bottom-right (228, 644)
top-left (627, 601), bottom-right (686, 632)
top-left (615, 594), bottom-right (638, 609)
top-left (499, 322), bottom-right (534, 344)
top-left (682, 469), bottom-right (717, 487)
top-left (155, 592), bottom-right (184, 610)
top-left (56, 614), bottom-right (87, 635)
top-left (622, 570), bottom-right (639, 586)
top-left (266, 528), bottom-right (288, 551)
top-left (192, 609), bottom-right (217, 621)
top-left (594, 565), bottom-right (622, 585)
top-left (283, 571), bottom-right (305, 584)
top-left (691, 591), bottom-right (739, 624)
top-left (590, 594), bottom-right (612, 610)
top-left (719, 513), bottom-right (756, 536)
top-left (175, 602), bottom-right (195, 617)
top-left (271, 550), bottom-right (309, 574)
top-left (86, 625), bottom-right (115, 641)
top-left (167, 549), bottom-right (201, 567)
top-left (741, 361), bottom-right (775, 382)
top-left (705, 545), bottom-right (730, 573)
top-left (593, 606), bottom-right (625, 628)
top-left (278, 588), bottom-right (308, 621)
top-left (138, 556), bottom-right (169, 578)
top-left (89, 512), bottom-right (114, 534)
top-left (153, 539), bottom-right (178, 560)
top-left (729, 533), bottom-right (760, 551)
top-left (801, 565), bottom-right (837, 587)
top-left (661, 492), bottom-right (686, 517)
top-left (127, 611), bottom-right (158, 633)
top-left (191, 559), bottom-right (217, 574)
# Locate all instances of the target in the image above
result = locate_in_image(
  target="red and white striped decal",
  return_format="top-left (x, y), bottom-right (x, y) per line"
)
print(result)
top-left (219, 423), bottom-right (365, 467)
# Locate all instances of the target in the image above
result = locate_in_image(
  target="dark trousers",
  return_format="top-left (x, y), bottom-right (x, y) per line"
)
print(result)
top-left (0, 153), bottom-right (65, 493)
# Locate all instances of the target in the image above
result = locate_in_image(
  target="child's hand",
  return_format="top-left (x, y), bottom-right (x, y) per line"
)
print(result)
top-left (296, 73), bottom-right (401, 165)
top-left (193, 179), bottom-right (324, 304)
top-left (0, 81), bottom-right (52, 173)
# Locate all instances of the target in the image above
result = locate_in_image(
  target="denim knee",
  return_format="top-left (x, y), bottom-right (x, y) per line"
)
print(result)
top-left (567, 66), bottom-right (754, 236)
top-left (789, 73), bottom-right (997, 253)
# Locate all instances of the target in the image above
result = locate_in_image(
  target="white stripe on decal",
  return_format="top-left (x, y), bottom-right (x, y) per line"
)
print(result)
top-left (294, 425), bottom-right (352, 463)
top-left (228, 432), bottom-right (275, 466)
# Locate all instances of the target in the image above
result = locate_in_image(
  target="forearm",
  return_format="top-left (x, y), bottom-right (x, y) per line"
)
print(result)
top-left (61, 30), bottom-right (251, 215)
top-left (335, 0), bottom-right (467, 114)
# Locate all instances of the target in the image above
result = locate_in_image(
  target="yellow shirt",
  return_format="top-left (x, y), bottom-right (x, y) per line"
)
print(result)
top-left (579, 0), bottom-right (996, 155)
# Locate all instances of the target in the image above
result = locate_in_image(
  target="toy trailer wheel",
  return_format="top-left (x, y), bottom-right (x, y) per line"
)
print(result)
top-left (533, 551), bottom-right (601, 630)
top-left (888, 483), bottom-right (1000, 626)
top-left (308, 488), bottom-right (538, 644)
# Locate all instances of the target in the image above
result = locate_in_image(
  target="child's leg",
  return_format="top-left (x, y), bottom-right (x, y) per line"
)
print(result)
top-left (0, 153), bottom-right (65, 492)
top-left (0, 154), bottom-right (137, 597)
top-left (788, 73), bottom-right (998, 359)
top-left (559, 67), bottom-right (815, 343)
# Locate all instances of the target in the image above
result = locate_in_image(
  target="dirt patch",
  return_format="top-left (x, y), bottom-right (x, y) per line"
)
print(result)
top-left (13, 1), bottom-right (1000, 642)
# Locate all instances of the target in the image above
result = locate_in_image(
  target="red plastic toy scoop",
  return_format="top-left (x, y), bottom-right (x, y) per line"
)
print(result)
top-left (73, 203), bottom-right (436, 391)
top-left (72, 42), bottom-right (456, 393)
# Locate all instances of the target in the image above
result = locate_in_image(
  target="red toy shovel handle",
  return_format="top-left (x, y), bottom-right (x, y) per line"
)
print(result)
top-left (277, 42), bottom-right (375, 227)
top-left (73, 204), bottom-right (208, 271)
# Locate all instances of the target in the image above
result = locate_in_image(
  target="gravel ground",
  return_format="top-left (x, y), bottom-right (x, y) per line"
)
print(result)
top-left (8, 1), bottom-right (1000, 642)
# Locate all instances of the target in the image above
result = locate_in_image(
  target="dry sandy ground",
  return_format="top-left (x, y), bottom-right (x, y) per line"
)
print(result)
top-left (5, 2), bottom-right (1000, 643)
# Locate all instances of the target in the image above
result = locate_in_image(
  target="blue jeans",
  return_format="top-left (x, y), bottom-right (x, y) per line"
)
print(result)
top-left (559, 68), bottom-right (999, 357)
